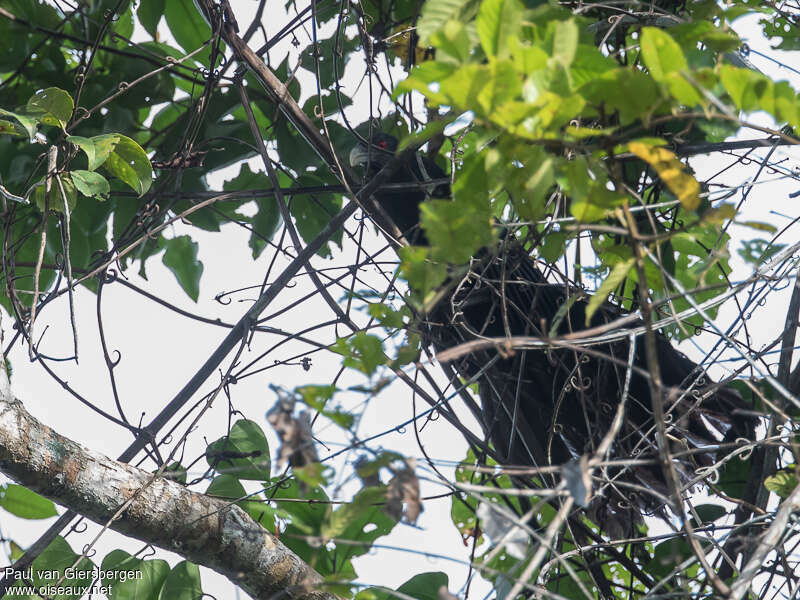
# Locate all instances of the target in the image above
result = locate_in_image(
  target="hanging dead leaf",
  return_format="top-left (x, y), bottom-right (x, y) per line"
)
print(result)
top-left (266, 389), bottom-right (319, 469)
top-left (385, 458), bottom-right (423, 524)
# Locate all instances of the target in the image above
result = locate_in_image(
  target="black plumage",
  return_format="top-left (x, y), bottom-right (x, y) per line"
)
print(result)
top-left (350, 132), bottom-right (755, 530)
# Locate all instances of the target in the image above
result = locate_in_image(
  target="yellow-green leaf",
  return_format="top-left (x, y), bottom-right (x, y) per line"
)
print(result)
top-left (552, 19), bottom-right (579, 68)
top-left (765, 469), bottom-right (798, 499)
top-left (68, 134), bottom-right (120, 171)
top-left (628, 142), bottom-right (700, 210)
top-left (103, 135), bottom-right (152, 196)
top-left (640, 27), bottom-right (687, 81)
top-left (585, 258), bottom-right (635, 325)
top-left (26, 87), bottom-right (74, 130)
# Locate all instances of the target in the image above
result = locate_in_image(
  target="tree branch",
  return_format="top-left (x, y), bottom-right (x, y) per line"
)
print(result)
top-left (0, 378), bottom-right (337, 600)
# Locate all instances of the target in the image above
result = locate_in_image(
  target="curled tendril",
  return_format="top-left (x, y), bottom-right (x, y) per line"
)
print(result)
top-left (81, 545), bottom-right (97, 558)
top-left (103, 269), bottom-right (119, 284)
top-left (736, 440), bottom-right (754, 460)
top-left (118, 81), bottom-right (129, 91)
top-left (580, 354), bottom-right (591, 364)
top-left (214, 292), bottom-right (232, 305)
top-left (570, 375), bottom-right (591, 391)
top-left (553, 423), bottom-right (564, 434)
top-left (140, 545), bottom-right (156, 559)
top-left (696, 464), bottom-right (720, 484)
top-left (396, 426), bottom-right (406, 434)
top-left (162, 433), bottom-right (173, 445)
top-left (71, 521), bottom-right (88, 534)
top-left (429, 409), bottom-right (440, 421)
top-left (109, 349), bottom-right (121, 368)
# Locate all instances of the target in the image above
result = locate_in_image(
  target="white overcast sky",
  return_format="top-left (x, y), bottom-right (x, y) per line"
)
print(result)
top-left (2, 3), bottom-right (800, 600)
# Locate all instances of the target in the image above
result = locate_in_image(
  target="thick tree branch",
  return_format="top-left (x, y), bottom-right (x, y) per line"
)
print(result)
top-left (0, 378), bottom-right (337, 600)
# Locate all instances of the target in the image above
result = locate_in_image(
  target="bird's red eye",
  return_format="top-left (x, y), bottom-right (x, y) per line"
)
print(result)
top-left (378, 141), bottom-right (387, 149)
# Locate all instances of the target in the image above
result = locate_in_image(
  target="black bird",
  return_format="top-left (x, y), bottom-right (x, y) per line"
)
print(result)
top-left (350, 131), bottom-right (756, 533)
top-left (349, 132), bottom-right (450, 245)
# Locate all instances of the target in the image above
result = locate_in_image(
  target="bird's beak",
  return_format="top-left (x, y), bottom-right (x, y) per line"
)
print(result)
top-left (349, 144), bottom-right (368, 168)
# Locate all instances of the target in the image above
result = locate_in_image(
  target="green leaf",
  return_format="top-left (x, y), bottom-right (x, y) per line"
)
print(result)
top-left (297, 385), bottom-right (355, 429)
top-left (158, 561), bottom-right (202, 600)
top-left (103, 134), bottom-right (152, 196)
top-left (720, 65), bottom-right (768, 112)
top-left (418, 0), bottom-right (476, 46)
top-left (70, 170), bottom-right (110, 200)
top-left (102, 549), bottom-right (169, 600)
top-left (162, 235), bottom-right (203, 301)
top-left (398, 246), bottom-right (448, 306)
top-left (33, 174), bottom-right (78, 214)
top-left (476, 0), bottom-right (523, 59)
top-left (375, 573), bottom-right (450, 600)
top-left (422, 153), bottom-right (494, 263)
top-left (765, 469), bottom-right (798, 499)
top-left (646, 538), bottom-right (693, 578)
top-left (164, 0), bottom-right (211, 55)
top-left (163, 462), bottom-right (187, 484)
top-left (585, 258), bottom-right (635, 325)
top-left (323, 486), bottom-right (397, 561)
top-left (428, 20), bottom-right (473, 63)
top-left (222, 163), bottom-right (282, 257)
top-left (32, 536), bottom-right (95, 600)
top-left (0, 108), bottom-right (38, 140)
top-left (738, 239), bottom-right (785, 266)
top-left (0, 484), bottom-right (57, 519)
top-left (552, 19), bottom-right (579, 67)
top-left (138, 0), bottom-right (165, 37)
top-left (288, 177), bottom-right (343, 258)
top-left (690, 504), bottom-right (726, 527)
top-left (420, 198), bottom-right (494, 264)
top-left (68, 134), bottom-right (120, 171)
top-left (0, 119), bottom-right (25, 137)
top-left (293, 463), bottom-right (332, 488)
top-left (331, 332), bottom-right (385, 375)
top-left (717, 452), bottom-right (750, 500)
top-left (205, 419), bottom-right (271, 480)
top-left (206, 474), bottom-right (275, 525)
top-left (581, 69), bottom-right (660, 125)
top-left (640, 27), bottom-right (687, 81)
top-left (26, 87), bottom-right (74, 129)
top-left (540, 232), bottom-right (566, 263)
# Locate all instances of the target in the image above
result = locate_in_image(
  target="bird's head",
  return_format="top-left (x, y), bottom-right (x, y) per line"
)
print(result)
top-left (349, 132), bottom-right (398, 171)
